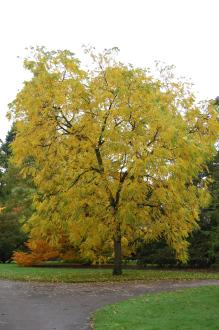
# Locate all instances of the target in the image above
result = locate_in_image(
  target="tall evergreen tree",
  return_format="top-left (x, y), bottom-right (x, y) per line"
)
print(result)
top-left (189, 151), bottom-right (219, 266)
top-left (0, 125), bottom-right (33, 262)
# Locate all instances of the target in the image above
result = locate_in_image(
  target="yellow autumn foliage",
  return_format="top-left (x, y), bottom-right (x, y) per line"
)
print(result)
top-left (9, 47), bottom-right (219, 271)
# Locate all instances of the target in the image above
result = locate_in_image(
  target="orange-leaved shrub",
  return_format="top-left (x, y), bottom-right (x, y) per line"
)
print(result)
top-left (13, 240), bottom-right (59, 266)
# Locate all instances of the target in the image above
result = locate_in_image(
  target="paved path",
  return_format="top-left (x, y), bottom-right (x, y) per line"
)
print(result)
top-left (0, 279), bottom-right (219, 330)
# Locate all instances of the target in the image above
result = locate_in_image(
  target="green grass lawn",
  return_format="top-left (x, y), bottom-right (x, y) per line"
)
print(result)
top-left (0, 264), bottom-right (218, 283)
top-left (93, 286), bottom-right (219, 330)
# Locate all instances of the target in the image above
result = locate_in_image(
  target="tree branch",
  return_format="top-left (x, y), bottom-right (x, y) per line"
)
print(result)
top-left (67, 169), bottom-right (94, 191)
top-left (147, 127), bottom-right (160, 147)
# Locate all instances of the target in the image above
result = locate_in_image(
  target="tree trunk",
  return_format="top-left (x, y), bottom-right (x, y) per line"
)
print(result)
top-left (113, 231), bottom-right (122, 275)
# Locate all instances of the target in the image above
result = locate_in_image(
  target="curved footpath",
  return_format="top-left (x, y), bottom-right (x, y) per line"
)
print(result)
top-left (0, 279), bottom-right (219, 330)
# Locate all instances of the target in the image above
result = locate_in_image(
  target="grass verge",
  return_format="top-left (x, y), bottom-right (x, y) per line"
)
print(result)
top-left (0, 264), bottom-right (218, 283)
top-left (93, 285), bottom-right (219, 329)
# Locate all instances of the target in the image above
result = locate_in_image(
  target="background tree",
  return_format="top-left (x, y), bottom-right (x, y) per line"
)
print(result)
top-left (0, 211), bottom-right (26, 263)
top-left (0, 124), bottom-right (16, 202)
top-left (188, 150), bottom-right (219, 266)
top-left (0, 125), bottom-right (33, 262)
top-left (9, 47), bottom-right (219, 274)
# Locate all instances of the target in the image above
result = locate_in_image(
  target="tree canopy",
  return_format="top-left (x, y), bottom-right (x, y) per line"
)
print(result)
top-left (9, 47), bottom-right (219, 274)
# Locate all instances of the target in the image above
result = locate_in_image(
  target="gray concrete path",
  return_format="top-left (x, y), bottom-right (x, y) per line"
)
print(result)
top-left (0, 279), bottom-right (219, 330)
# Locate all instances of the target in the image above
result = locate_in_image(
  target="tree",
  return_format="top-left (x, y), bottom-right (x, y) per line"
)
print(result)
top-left (188, 150), bottom-right (219, 266)
top-left (0, 124), bottom-right (16, 169)
top-left (9, 47), bottom-right (219, 274)
top-left (0, 124), bottom-right (16, 202)
top-left (0, 211), bottom-right (26, 263)
top-left (0, 125), bottom-right (33, 262)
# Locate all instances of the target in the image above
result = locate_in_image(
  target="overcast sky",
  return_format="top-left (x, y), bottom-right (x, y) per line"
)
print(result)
top-left (1, 0), bottom-right (219, 140)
